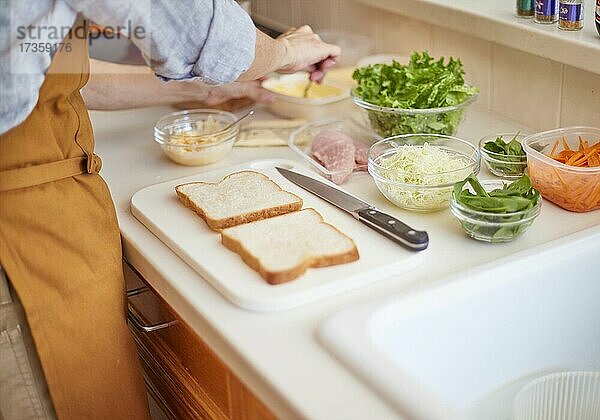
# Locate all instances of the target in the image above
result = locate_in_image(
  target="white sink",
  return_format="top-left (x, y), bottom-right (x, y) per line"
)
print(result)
top-left (319, 227), bottom-right (600, 420)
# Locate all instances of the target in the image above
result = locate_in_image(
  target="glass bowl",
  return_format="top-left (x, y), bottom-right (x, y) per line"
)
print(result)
top-left (154, 109), bottom-right (239, 166)
top-left (351, 88), bottom-right (478, 138)
top-left (450, 180), bottom-right (542, 243)
top-left (368, 134), bottom-right (480, 212)
top-left (479, 133), bottom-right (528, 179)
top-left (288, 116), bottom-right (380, 184)
top-left (523, 126), bottom-right (600, 213)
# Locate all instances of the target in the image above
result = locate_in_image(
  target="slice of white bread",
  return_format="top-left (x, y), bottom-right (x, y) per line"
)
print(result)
top-left (176, 171), bottom-right (303, 231)
top-left (221, 208), bottom-right (359, 284)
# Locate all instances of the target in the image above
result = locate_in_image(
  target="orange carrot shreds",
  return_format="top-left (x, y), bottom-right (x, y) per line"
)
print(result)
top-left (547, 137), bottom-right (600, 168)
top-left (556, 150), bottom-right (576, 161)
top-left (553, 167), bottom-right (567, 187)
top-left (589, 152), bottom-right (600, 167)
top-left (573, 149), bottom-right (600, 167)
top-left (529, 136), bottom-right (600, 212)
top-left (577, 136), bottom-right (591, 152)
top-left (589, 142), bottom-right (600, 153)
top-left (528, 159), bottom-right (600, 212)
top-left (566, 151), bottom-right (584, 165)
top-left (550, 140), bottom-right (560, 157)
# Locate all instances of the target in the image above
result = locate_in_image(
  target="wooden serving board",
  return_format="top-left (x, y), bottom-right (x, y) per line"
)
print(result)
top-left (131, 159), bottom-right (423, 311)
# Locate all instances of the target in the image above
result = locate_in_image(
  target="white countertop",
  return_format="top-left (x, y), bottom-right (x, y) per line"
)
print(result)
top-left (354, 0), bottom-right (600, 75)
top-left (92, 105), bottom-right (600, 419)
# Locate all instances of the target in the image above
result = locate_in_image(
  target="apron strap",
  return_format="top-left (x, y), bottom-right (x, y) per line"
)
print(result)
top-left (0, 154), bottom-right (102, 192)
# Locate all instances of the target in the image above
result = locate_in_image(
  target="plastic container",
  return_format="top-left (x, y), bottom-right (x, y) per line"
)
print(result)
top-left (288, 117), bottom-right (380, 184)
top-left (154, 109), bottom-right (238, 166)
top-left (450, 180), bottom-right (541, 243)
top-left (479, 133), bottom-right (528, 179)
top-left (351, 88), bottom-right (478, 138)
top-left (513, 371), bottom-right (600, 420)
top-left (368, 134), bottom-right (480, 212)
top-left (523, 126), bottom-right (600, 212)
top-left (262, 73), bottom-right (351, 120)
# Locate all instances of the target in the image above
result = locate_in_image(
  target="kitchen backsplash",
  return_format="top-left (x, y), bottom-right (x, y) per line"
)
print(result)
top-left (252, 0), bottom-right (599, 131)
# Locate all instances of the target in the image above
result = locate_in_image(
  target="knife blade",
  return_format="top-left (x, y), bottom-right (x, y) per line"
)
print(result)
top-left (276, 167), bottom-right (429, 251)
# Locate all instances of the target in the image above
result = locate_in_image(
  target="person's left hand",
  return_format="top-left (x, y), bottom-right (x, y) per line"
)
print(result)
top-left (200, 80), bottom-right (275, 106)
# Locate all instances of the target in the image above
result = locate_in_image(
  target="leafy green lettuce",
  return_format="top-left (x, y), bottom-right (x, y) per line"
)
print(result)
top-left (352, 52), bottom-right (479, 137)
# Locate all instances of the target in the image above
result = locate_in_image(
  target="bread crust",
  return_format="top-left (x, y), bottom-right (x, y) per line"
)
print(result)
top-left (175, 171), bottom-right (303, 231)
top-left (221, 209), bottom-right (360, 285)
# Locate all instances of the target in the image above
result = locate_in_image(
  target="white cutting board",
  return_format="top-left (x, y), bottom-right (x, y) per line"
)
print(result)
top-left (131, 159), bottom-right (423, 311)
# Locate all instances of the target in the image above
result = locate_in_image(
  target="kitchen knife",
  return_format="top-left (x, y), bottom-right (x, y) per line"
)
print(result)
top-left (276, 167), bottom-right (429, 251)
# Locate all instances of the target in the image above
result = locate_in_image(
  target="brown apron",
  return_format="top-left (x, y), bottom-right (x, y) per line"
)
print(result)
top-left (0, 18), bottom-right (149, 420)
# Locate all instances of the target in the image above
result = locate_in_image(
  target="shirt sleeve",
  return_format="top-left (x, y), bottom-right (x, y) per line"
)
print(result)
top-left (0, 0), bottom-right (78, 135)
top-left (64, 0), bottom-right (257, 84)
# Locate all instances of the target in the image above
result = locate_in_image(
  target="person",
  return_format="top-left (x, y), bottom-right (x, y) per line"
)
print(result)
top-left (82, 58), bottom-right (277, 110)
top-left (0, 1), bottom-right (341, 419)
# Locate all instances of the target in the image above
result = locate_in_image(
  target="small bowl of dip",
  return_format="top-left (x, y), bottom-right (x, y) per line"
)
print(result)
top-left (154, 109), bottom-right (238, 166)
top-left (262, 72), bottom-right (351, 119)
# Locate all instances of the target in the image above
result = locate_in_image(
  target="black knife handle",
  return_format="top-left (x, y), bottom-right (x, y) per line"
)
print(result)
top-left (357, 208), bottom-right (429, 251)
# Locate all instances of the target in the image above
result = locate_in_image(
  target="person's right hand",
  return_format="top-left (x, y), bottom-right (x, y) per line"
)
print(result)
top-left (276, 26), bottom-right (341, 82)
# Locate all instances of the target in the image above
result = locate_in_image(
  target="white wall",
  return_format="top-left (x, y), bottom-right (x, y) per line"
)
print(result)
top-left (252, 0), bottom-right (600, 131)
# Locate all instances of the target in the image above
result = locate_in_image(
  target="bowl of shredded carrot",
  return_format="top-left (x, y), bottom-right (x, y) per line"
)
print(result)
top-left (523, 127), bottom-right (600, 213)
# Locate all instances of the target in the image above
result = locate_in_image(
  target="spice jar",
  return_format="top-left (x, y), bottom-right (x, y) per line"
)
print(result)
top-left (535, 0), bottom-right (558, 23)
top-left (559, 0), bottom-right (584, 30)
top-left (517, 0), bottom-right (535, 17)
top-left (596, 0), bottom-right (600, 36)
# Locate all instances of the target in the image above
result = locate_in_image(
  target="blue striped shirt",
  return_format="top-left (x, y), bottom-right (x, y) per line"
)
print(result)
top-left (0, 0), bottom-right (256, 134)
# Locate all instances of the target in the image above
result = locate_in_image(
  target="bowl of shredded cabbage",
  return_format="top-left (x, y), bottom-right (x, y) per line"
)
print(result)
top-left (368, 134), bottom-right (480, 212)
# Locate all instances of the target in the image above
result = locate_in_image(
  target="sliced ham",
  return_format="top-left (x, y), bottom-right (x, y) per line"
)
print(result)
top-left (353, 140), bottom-right (369, 167)
top-left (311, 129), bottom-right (356, 184)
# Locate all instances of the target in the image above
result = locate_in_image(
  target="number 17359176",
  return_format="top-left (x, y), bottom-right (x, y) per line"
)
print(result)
top-left (19, 42), bottom-right (72, 53)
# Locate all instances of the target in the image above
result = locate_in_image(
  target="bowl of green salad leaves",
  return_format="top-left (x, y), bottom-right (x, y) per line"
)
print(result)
top-left (480, 133), bottom-right (528, 179)
top-left (352, 51), bottom-right (479, 137)
top-left (451, 175), bottom-right (541, 243)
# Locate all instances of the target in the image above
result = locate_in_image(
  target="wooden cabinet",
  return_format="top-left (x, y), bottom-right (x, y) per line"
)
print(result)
top-left (123, 261), bottom-right (276, 420)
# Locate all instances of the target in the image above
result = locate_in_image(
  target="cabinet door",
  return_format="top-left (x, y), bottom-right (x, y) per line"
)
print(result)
top-left (124, 261), bottom-right (275, 420)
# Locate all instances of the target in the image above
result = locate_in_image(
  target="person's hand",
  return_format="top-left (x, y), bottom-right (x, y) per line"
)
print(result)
top-left (276, 26), bottom-right (341, 82)
top-left (181, 80), bottom-right (275, 106)
top-left (202, 80), bottom-right (275, 106)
